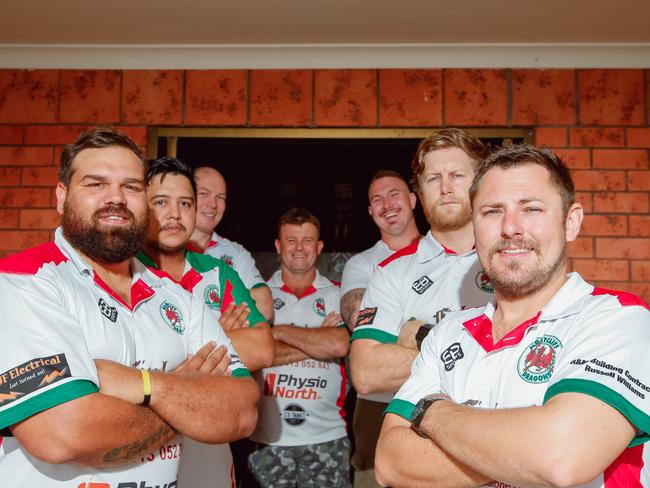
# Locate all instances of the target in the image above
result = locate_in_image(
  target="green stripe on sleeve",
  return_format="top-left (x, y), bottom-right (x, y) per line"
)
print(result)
top-left (251, 283), bottom-right (269, 290)
top-left (232, 368), bottom-right (252, 378)
top-left (351, 328), bottom-right (398, 344)
top-left (544, 378), bottom-right (650, 447)
top-left (385, 398), bottom-right (415, 420)
top-left (0, 379), bottom-right (98, 431)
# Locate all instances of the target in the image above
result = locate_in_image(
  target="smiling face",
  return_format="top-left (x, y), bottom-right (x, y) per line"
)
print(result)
top-left (56, 146), bottom-right (148, 264)
top-left (194, 167), bottom-right (227, 234)
top-left (472, 163), bottom-right (583, 299)
top-left (368, 176), bottom-right (417, 238)
top-left (275, 223), bottom-right (323, 276)
top-left (417, 146), bottom-right (475, 233)
top-left (146, 172), bottom-right (196, 255)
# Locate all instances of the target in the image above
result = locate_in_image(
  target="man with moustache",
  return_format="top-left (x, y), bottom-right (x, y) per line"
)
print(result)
top-left (375, 144), bottom-right (650, 487)
top-left (138, 155), bottom-right (274, 488)
top-left (0, 128), bottom-right (259, 487)
top-left (350, 129), bottom-right (494, 400)
top-left (189, 166), bottom-right (274, 321)
top-left (340, 170), bottom-right (420, 485)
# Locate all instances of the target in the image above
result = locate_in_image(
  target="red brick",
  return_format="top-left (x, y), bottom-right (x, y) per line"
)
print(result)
top-left (21, 166), bottom-right (59, 186)
top-left (554, 149), bottom-right (590, 169)
top-left (512, 69), bottom-right (576, 125)
top-left (596, 238), bottom-right (650, 259)
top-left (60, 70), bottom-right (120, 124)
top-left (594, 192), bottom-right (649, 213)
top-left (571, 170), bottom-right (625, 191)
top-left (572, 258), bottom-right (629, 280)
top-left (575, 192), bottom-right (593, 213)
top-left (25, 125), bottom-right (86, 145)
top-left (379, 69), bottom-right (442, 127)
top-left (0, 188), bottom-right (51, 208)
top-left (0, 126), bottom-right (23, 144)
top-left (114, 126), bottom-right (149, 146)
top-left (535, 127), bottom-right (568, 147)
top-left (0, 209), bottom-right (19, 229)
top-left (580, 215), bottom-right (628, 236)
top-left (579, 69), bottom-right (644, 126)
top-left (121, 70), bottom-right (183, 125)
top-left (631, 261), bottom-right (650, 282)
top-left (250, 70), bottom-right (312, 126)
top-left (315, 69), bottom-right (377, 126)
top-left (185, 70), bottom-right (247, 126)
top-left (570, 128), bottom-right (624, 148)
top-left (0, 146), bottom-right (53, 166)
top-left (593, 149), bottom-right (648, 169)
top-left (627, 128), bottom-right (650, 148)
top-left (444, 69), bottom-right (508, 126)
top-left (628, 171), bottom-right (650, 191)
top-left (0, 167), bottom-right (20, 186)
top-left (0, 230), bottom-right (50, 251)
top-left (0, 70), bottom-right (58, 123)
top-left (629, 216), bottom-right (650, 236)
top-left (567, 237), bottom-right (593, 258)
top-left (19, 208), bottom-right (60, 229)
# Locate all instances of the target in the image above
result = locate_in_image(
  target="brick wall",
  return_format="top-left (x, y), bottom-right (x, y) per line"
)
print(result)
top-left (0, 68), bottom-right (648, 300)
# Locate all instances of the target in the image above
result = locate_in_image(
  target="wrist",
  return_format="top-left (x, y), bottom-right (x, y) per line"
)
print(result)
top-left (140, 369), bottom-right (152, 406)
top-left (416, 323), bottom-right (434, 350)
top-left (411, 393), bottom-right (450, 438)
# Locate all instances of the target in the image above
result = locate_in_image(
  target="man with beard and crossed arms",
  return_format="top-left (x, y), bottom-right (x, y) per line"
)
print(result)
top-left (248, 208), bottom-right (351, 488)
top-left (350, 129), bottom-right (495, 411)
top-left (376, 145), bottom-right (650, 488)
top-left (0, 128), bottom-right (259, 487)
top-left (138, 156), bottom-right (275, 488)
top-left (339, 170), bottom-right (420, 486)
top-left (189, 166), bottom-right (274, 322)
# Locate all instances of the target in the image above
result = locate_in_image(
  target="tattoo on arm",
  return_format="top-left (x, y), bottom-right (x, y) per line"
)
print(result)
top-left (341, 289), bottom-right (365, 328)
top-left (102, 424), bottom-right (173, 463)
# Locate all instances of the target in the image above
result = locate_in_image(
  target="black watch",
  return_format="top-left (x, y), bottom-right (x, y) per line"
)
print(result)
top-left (410, 394), bottom-right (447, 437)
top-left (415, 323), bottom-right (434, 350)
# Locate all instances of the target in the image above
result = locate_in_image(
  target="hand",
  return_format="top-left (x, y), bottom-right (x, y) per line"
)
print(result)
top-left (94, 359), bottom-right (143, 405)
top-left (320, 311), bottom-right (343, 328)
top-left (173, 341), bottom-right (231, 376)
top-left (219, 302), bottom-right (250, 331)
top-left (397, 319), bottom-right (424, 349)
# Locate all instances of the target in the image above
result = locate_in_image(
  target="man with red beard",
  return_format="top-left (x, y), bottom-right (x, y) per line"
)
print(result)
top-left (350, 129), bottom-right (494, 403)
top-left (0, 128), bottom-right (259, 487)
top-left (375, 145), bottom-right (650, 488)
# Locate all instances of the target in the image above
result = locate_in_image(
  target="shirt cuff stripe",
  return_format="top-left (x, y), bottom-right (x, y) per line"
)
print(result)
top-left (350, 328), bottom-right (398, 344)
top-left (385, 398), bottom-right (415, 421)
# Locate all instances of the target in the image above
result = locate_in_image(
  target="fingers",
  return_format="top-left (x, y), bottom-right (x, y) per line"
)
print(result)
top-left (321, 311), bottom-right (343, 327)
top-left (197, 345), bottom-right (230, 375)
top-left (174, 340), bottom-right (219, 373)
top-left (219, 303), bottom-right (251, 330)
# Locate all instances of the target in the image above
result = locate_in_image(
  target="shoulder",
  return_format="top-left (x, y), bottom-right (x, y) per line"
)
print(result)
top-left (589, 287), bottom-right (649, 312)
top-left (185, 250), bottom-right (229, 273)
top-left (378, 240), bottom-right (419, 268)
top-left (0, 242), bottom-right (67, 275)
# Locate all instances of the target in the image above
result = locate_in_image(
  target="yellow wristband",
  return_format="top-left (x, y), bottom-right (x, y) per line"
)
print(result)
top-left (141, 369), bottom-right (152, 406)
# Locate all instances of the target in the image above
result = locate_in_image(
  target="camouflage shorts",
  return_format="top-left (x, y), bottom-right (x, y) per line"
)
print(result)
top-left (248, 437), bottom-right (351, 488)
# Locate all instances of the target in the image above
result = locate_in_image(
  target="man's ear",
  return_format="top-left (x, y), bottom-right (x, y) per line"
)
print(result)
top-left (55, 183), bottom-right (67, 215)
top-left (565, 203), bottom-right (584, 243)
top-left (409, 192), bottom-right (417, 210)
top-left (274, 238), bottom-right (281, 255)
top-left (317, 240), bottom-right (324, 255)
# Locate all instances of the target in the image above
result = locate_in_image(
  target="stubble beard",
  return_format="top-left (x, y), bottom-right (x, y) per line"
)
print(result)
top-left (425, 199), bottom-right (473, 232)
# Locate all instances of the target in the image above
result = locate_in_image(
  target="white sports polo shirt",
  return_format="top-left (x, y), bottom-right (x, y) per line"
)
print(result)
top-left (0, 228), bottom-right (248, 488)
top-left (340, 239), bottom-right (392, 295)
top-left (194, 232), bottom-right (266, 290)
top-left (250, 270), bottom-right (348, 447)
top-left (389, 272), bottom-right (650, 488)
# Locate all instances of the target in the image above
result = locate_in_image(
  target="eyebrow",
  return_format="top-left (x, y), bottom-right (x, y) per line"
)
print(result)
top-left (480, 197), bottom-right (545, 208)
top-left (81, 174), bottom-right (144, 185)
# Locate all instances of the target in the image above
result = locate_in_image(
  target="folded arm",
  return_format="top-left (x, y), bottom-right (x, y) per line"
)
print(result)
top-left (350, 338), bottom-right (418, 395)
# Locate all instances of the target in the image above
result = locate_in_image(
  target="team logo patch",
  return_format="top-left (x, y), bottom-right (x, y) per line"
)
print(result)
top-left (220, 254), bottom-right (234, 267)
top-left (98, 298), bottom-right (118, 322)
top-left (273, 298), bottom-right (285, 310)
top-left (356, 307), bottom-right (377, 326)
top-left (440, 343), bottom-right (464, 371)
top-left (313, 298), bottom-right (326, 317)
top-left (412, 276), bottom-right (433, 295)
top-left (475, 271), bottom-right (495, 293)
top-left (160, 301), bottom-right (185, 335)
top-left (0, 354), bottom-right (71, 406)
top-left (518, 335), bottom-right (562, 383)
top-left (282, 403), bottom-right (309, 426)
top-left (203, 284), bottom-right (221, 311)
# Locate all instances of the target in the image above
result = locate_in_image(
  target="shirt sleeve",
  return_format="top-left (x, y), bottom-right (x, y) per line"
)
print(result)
top-left (385, 329), bottom-right (443, 421)
top-left (340, 253), bottom-right (371, 295)
top-left (220, 264), bottom-right (265, 327)
top-left (350, 263), bottom-right (405, 344)
top-left (0, 274), bottom-right (99, 430)
top-left (188, 293), bottom-right (251, 378)
top-left (544, 298), bottom-right (650, 446)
